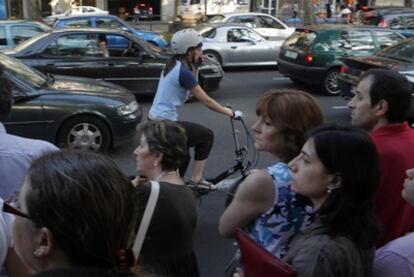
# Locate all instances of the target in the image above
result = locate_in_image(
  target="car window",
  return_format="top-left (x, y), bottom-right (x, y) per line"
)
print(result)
top-left (228, 16), bottom-right (257, 28)
top-left (388, 15), bottom-right (407, 29)
top-left (0, 27), bottom-right (7, 46)
top-left (96, 18), bottom-right (123, 29)
top-left (201, 27), bottom-right (216, 38)
top-left (64, 19), bottom-right (91, 28)
top-left (404, 15), bottom-right (414, 30)
top-left (227, 28), bottom-right (262, 42)
top-left (283, 30), bottom-right (317, 52)
top-left (42, 34), bottom-right (103, 57)
top-left (338, 30), bottom-right (375, 52)
top-left (379, 40), bottom-right (414, 63)
top-left (105, 34), bottom-right (145, 57)
top-left (374, 30), bottom-right (403, 49)
top-left (312, 31), bottom-right (338, 52)
top-left (0, 54), bottom-right (46, 88)
top-left (11, 26), bottom-right (45, 46)
top-left (257, 16), bottom-right (284, 29)
top-left (190, 0), bottom-right (200, 4)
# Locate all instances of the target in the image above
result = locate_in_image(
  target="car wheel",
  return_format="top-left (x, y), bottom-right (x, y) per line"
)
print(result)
top-left (203, 51), bottom-right (222, 66)
top-left (57, 116), bottom-right (111, 152)
top-left (322, 68), bottom-right (341, 96)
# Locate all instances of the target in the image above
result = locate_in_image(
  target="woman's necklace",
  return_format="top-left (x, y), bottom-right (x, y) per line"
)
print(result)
top-left (154, 171), bottom-right (178, 182)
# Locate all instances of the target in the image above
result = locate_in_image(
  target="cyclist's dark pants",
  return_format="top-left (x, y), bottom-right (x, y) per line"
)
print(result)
top-left (178, 121), bottom-right (214, 177)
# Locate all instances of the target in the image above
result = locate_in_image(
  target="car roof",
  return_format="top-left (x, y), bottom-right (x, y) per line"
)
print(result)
top-left (47, 27), bottom-right (131, 35)
top-left (198, 22), bottom-right (253, 29)
top-left (0, 19), bottom-right (43, 24)
top-left (56, 14), bottom-right (117, 20)
top-left (296, 24), bottom-right (391, 31)
top-left (219, 12), bottom-right (277, 17)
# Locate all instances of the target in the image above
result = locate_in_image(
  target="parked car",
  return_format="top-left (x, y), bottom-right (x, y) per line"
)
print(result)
top-left (208, 12), bottom-right (294, 40)
top-left (338, 37), bottom-right (414, 125)
top-left (133, 2), bottom-right (154, 20)
top-left (53, 14), bottom-right (168, 48)
top-left (0, 52), bottom-right (142, 152)
top-left (355, 6), bottom-right (414, 37)
top-left (44, 6), bottom-right (108, 25)
top-left (277, 25), bottom-right (405, 95)
top-left (339, 37), bottom-right (414, 98)
top-left (198, 23), bottom-right (283, 67)
top-left (6, 28), bottom-right (223, 95)
top-left (0, 20), bottom-right (50, 49)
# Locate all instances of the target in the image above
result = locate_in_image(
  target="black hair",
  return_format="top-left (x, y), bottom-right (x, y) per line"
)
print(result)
top-left (0, 65), bottom-right (13, 121)
top-left (362, 68), bottom-right (412, 123)
top-left (311, 124), bottom-right (380, 249)
top-left (26, 149), bottom-right (136, 270)
top-left (138, 120), bottom-right (187, 171)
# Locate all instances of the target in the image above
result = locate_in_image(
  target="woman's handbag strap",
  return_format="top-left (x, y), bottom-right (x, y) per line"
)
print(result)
top-left (132, 181), bottom-right (160, 259)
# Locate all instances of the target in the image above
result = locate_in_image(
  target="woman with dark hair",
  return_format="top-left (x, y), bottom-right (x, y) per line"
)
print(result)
top-left (10, 150), bottom-right (137, 275)
top-left (219, 89), bottom-right (323, 260)
top-left (148, 28), bottom-right (242, 189)
top-left (133, 119), bottom-right (199, 277)
top-left (286, 125), bottom-right (380, 276)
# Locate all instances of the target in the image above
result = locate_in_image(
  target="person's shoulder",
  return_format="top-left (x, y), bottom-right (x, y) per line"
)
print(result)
top-left (0, 132), bottom-right (57, 155)
top-left (377, 232), bottom-right (414, 257)
top-left (243, 169), bottom-right (273, 189)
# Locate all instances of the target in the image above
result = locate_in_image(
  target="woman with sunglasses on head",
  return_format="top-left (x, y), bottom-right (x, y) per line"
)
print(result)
top-left (9, 150), bottom-right (138, 276)
top-left (219, 89), bottom-right (323, 263)
top-left (132, 120), bottom-right (199, 277)
top-left (148, 28), bottom-right (242, 189)
top-left (285, 125), bottom-right (380, 277)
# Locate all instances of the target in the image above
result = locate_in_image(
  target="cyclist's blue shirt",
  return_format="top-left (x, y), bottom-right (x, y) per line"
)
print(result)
top-left (149, 60), bottom-right (198, 121)
top-left (246, 162), bottom-right (313, 259)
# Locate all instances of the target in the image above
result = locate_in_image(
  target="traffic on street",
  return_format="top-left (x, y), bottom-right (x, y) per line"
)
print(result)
top-left (2, 0), bottom-right (414, 276)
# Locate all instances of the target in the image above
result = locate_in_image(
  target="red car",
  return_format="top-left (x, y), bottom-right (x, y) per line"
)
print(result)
top-left (133, 3), bottom-right (153, 20)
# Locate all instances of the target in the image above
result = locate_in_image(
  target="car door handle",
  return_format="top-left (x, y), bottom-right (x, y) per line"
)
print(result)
top-left (231, 46), bottom-right (237, 49)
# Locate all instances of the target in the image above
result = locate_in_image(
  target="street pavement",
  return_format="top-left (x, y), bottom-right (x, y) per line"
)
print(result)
top-left (108, 68), bottom-right (350, 276)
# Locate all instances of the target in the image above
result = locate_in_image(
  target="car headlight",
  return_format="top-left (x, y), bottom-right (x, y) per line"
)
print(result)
top-left (117, 101), bottom-right (139, 116)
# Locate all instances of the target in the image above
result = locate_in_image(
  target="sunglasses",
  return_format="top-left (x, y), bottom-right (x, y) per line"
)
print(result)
top-left (3, 201), bottom-right (31, 220)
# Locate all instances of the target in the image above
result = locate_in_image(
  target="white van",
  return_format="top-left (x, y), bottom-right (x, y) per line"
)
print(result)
top-left (179, 0), bottom-right (250, 21)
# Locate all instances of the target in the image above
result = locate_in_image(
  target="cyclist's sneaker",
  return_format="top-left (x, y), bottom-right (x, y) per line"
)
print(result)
top-left (186, 180), bottom-right (217, 195)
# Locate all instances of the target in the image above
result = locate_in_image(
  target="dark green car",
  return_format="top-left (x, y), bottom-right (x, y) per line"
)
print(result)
top-left (277, 25), bottom-right (405, 95)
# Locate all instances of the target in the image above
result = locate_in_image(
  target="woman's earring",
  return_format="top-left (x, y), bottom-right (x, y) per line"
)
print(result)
top-left (154, 162), bottom-right (158, 167)
top-left (33, 249), bottom-right (42, 257)
top-left (327, 188), bottom-right (332, 194)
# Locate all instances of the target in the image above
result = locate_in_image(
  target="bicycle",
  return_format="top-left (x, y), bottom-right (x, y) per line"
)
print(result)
top-left (189, 114), bottom-right (259, 206)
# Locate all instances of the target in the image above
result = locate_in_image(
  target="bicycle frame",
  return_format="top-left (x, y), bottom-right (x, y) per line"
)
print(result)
top-left (207, 117), bottom-right (252, 185)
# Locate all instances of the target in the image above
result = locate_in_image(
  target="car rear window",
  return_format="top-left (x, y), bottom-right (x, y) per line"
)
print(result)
top-left (283, 30), bottom-right (317, 52)
top-left (379, 40), bottom-right (414, 63)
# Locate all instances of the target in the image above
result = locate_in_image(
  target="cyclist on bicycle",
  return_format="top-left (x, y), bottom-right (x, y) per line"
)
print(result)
top-left (148, 28), bottom-right (242, 190)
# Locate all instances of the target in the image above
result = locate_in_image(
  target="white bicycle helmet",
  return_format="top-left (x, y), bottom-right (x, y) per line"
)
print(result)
top-left (171, 28), bottom-right (203, 55)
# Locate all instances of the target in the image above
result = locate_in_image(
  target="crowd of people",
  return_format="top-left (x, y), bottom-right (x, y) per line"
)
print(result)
top-left (1, 27), bottom-right (414, 277)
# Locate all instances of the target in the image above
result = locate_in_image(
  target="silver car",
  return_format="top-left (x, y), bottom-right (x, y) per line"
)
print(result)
top-left (208, 12), bottom-right (294, 40)
top-left (200, 24), bottom-right (283, 67)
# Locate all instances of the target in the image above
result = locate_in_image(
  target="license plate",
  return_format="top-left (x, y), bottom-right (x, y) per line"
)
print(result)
top-left (285, 50), bottom-right (298, 59)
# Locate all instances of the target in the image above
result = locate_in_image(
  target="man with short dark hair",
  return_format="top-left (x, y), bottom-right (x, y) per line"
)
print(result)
top-left (348, 68), bottom-right (414, 246)
top-left (0, 66), bottom-right (57, 198)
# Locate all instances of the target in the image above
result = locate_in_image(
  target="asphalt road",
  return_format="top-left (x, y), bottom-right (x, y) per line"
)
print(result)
top-left (108, 68), bottom-right (351, 277)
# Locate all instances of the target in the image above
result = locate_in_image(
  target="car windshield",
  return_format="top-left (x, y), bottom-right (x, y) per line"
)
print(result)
top-left (283, 30), bottom-right (317, 52)
top-left (0, 54), bottom-right (47, 87)
top-left (378, 40), bottom-right (414, 63)
top-left (14, 32), bottom-right (49, 53)
top-left (209, 15), bottom-right (225, 23)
